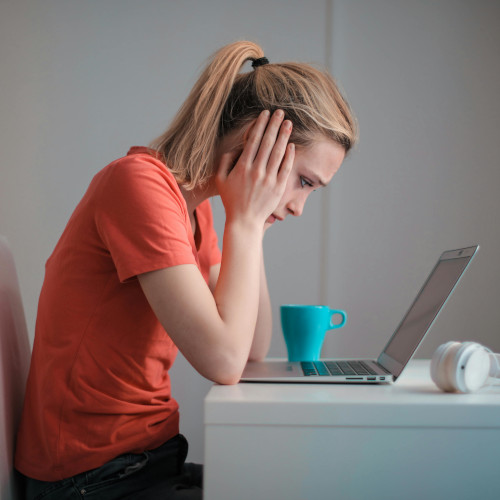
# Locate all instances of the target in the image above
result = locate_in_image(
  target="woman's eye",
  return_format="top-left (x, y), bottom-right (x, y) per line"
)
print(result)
top-left (300, 176), bottom-right (313, 188)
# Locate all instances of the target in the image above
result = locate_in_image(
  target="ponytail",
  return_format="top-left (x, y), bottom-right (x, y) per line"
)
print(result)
top-left (150, 41), bottom-right (264, 190)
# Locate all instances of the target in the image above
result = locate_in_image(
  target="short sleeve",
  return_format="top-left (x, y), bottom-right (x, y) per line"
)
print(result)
top-left (94, 154), bottom-right (197, 282)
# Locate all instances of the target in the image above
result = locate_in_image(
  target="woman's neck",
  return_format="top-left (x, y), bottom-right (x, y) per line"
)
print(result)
top-left (180, 180), bottom-right (217, 231)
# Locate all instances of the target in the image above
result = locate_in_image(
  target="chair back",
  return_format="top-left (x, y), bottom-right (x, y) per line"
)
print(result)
top-left (0, 236), bottom-right (31, 499)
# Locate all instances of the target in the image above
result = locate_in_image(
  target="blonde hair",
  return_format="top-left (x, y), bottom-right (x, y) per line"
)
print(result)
top-left (150, 41), bottom-right (358, 190)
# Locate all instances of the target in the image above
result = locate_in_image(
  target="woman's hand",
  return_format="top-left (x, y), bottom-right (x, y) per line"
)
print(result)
top-left (216, 109), bottom-right (295, 228)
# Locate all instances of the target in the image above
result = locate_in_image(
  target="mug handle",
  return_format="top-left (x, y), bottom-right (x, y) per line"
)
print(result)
top-left (329, 309), bottom-right (347, 329)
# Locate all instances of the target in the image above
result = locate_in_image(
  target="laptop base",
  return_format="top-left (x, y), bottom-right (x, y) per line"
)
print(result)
top-left (241, 359), bottom-right (393, 384)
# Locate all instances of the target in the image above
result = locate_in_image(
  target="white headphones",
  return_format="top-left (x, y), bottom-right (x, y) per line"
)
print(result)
top-left (430, 341), bottom-right (500, 393)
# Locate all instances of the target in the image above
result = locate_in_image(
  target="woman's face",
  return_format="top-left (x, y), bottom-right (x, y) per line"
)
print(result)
top-left (266, 139), bottom-right (345, 225)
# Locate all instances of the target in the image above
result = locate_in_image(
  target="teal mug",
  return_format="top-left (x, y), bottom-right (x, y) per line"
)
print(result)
top-left (281, 305), bottom-right (347, 362)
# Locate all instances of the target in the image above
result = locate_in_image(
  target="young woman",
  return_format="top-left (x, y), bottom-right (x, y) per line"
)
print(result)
top-left (15, 41), bottom-right (357, 499)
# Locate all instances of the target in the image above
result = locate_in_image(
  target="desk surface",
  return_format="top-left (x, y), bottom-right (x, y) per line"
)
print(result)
top-left (205, 359), bottom-right (500, 428)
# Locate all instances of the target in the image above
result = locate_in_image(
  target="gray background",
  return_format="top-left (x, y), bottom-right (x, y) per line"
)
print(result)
top-left (2, 0), bottom-right (499, 463)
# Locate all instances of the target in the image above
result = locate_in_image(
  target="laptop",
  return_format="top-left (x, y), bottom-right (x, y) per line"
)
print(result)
top-left (240, 245), bottom-right (479, 384)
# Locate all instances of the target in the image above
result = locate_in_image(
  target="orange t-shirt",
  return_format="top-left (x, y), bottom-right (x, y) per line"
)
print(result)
top-left (15, 147), bottom-right (222, 481)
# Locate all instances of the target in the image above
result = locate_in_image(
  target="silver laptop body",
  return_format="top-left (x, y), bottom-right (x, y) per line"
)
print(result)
top-left (240, 246), bottom-right (479, 384)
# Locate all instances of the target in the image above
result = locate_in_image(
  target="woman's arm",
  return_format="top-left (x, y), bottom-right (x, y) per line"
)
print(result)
top-left (249, 250), bottom-right (272, 360)
top-left (208, 249), bottom-right (273, 363)
top-left (139, 110), bottom-right (293, 385)
top-left (138, 221), bottom-right (263, 386)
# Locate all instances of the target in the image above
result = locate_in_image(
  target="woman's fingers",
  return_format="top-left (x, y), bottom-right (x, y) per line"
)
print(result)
top-left (239, 110), bottom-right (289, 170)
top-left (238, 110), bottom-right (272, 166)
top-left (252, 111), bottom-right (288, 172)
top-left (277, 143), bottom-right (295, 185)
top-left (265, 119), bottom-right (292, 178)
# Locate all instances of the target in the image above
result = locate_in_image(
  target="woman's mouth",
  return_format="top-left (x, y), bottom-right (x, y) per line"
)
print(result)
top-left (266, 214), bottom-right (283, 224)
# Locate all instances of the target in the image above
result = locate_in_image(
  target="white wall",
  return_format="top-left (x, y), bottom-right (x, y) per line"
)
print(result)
top-left (323, 0), bottom-right (500, 361)
top-left (1, 0), bottom-right (499, 464)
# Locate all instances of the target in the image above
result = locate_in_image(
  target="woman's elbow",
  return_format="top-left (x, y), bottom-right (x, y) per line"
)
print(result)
top-left (207, 365), bottom-right (243, 385)
top-left (197, 353), bottom-right (246, 385)
top-left (213, 373), bottom-right (241, 385)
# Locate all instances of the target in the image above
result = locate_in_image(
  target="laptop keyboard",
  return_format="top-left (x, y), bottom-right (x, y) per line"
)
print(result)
top-left (301, 360), bottom-right (378, 377)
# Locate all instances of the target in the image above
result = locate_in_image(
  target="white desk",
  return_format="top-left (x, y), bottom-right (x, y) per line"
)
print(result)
top-left (204, 360), bottom-right (500, 500)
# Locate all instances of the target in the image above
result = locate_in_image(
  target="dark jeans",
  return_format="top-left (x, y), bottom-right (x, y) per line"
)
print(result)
top-left (21, 434), bottom-right (202, 500)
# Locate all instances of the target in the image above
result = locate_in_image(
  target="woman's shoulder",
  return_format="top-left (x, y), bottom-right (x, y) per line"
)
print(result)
top-left (126, 146), bottom-right (164, 161)
top-left (100, 147), bottom-right (177, 184)
top-left (91, 147), bottom-right (185, 207)
top-left (109, 146), bottom-right (167, 172)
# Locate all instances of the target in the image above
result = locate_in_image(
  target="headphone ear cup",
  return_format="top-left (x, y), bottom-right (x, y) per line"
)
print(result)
top-left (454, 343), bottom-right (490, 393)
top-left (432, 341), bottom-right (492, 393)
top-left (431, 342), bottom-right (458, 392)
top-left (449, 342), bottom-right (476, 393)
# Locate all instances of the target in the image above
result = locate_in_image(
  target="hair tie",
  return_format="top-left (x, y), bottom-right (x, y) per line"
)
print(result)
top-left (252, 57), bottom-right (269, 69)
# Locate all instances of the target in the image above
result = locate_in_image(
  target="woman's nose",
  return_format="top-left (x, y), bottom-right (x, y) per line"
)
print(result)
top-left (286, 196), bottom-right (306, 217)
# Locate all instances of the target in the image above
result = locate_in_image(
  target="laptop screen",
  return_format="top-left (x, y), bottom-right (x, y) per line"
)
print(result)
top-left (379, 247), bottom-right (478, 378)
